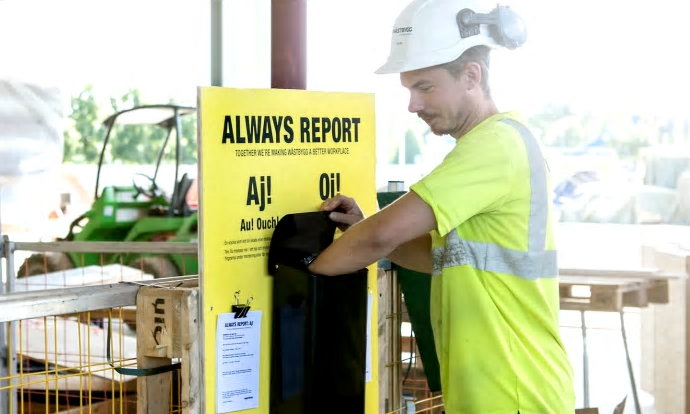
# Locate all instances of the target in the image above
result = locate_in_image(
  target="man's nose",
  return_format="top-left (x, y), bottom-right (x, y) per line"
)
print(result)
top-left (408, 94), bottom-right (424, 113)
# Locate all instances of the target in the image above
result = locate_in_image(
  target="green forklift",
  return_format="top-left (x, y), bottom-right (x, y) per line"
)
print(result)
top-left (17, 104), bottom-right (199, 278)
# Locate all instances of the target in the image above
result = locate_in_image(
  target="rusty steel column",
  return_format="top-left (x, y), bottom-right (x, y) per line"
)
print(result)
top-left (271, 0), bottom-right (307, 90)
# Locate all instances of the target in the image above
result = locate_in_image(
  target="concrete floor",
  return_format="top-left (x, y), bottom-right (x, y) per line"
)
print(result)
top-left (560, 309), bottom-right (659, 414)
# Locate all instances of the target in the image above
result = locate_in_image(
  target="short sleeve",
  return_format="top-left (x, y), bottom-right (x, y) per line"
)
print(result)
top-left (410, 132), bottom-right (514, 236)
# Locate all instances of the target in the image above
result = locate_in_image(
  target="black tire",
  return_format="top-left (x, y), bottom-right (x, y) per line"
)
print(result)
top-left (17, 252), bottom-right (75, 278)
top-left (128, 256), bottom-right (180, 279)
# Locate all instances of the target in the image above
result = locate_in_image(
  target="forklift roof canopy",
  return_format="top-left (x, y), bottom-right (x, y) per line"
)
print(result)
top-left (102, 104), bottom-right (196, 128)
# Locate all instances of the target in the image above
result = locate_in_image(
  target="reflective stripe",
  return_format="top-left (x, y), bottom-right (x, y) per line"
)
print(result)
top-left (431, 119), bottom-right (557, 280)
top-left (432, 230), bottom-right (558, 279)
top-left (501, 118), bottom-right (548, 252)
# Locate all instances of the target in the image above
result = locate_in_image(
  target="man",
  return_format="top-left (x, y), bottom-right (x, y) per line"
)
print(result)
top-left (307, 0), bottom-right (575, 413)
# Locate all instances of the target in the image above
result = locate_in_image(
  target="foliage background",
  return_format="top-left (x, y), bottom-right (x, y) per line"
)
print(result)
top-left (63, 85), bottom-right (197, 165)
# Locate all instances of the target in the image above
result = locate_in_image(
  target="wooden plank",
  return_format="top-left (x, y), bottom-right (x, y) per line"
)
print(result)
top-left (560, 284), bottom-right (624, 311)
top-left (0, 283), bottom-right (141, 323)
top-left (686, 269), bottom-right (690, 414)
top-left (588, 285), bottom-right (623, 311)
top-left (136, 289), bottom-right (171, 414)
top-left (647, 243), bottom-right (690, 275)
top-left (137, 288), bottom-right (179, 359)
top-left (560, 267), bottom-right (669, 280)
top-left (180, 288), bottom-right (200, 413)
top-left (622, 283), bottom-right (649, 308)
top-left (15, 241), bottom-right (198, 255)
top-left (641, 242), bottom-right (686, 414)
top-left (390, 269), bottom-right (402, 412)
top-left (400, 299), bottom-right (410, 323)
top-left (0, 275), bottom-right (197, 323)
top-left (377, 268), bottom-right (391, 414)
top-left (560, 277), bottom-right (671, 311)
top-left (623, 280), bottom-right (670, 307)
top-left (134, 279), bottom-right (200, 414)
top-left (88, 307), bottom-right (138, 324)
top-left (561, 276), bottom-right (654, 286)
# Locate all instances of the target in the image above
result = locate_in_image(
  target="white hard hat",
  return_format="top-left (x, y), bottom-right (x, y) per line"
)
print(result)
top-left (375, 0), bottom-right (527, 74)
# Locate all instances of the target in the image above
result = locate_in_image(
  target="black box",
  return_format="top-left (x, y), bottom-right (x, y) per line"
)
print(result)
top-left (270, 264), bottom-right (368, 414)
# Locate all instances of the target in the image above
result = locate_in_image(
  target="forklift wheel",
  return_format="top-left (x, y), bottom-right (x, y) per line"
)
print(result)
top-left (128, 256), bottom-right (180, 279)
top-left (17, 252), bottom-right (75, 278)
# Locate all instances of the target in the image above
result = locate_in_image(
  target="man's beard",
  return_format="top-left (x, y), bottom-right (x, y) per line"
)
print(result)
top-left (420, 113), bottom-right (452, 136)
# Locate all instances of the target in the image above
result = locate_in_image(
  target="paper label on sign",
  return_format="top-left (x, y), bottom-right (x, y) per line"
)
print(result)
top-left (216, 311), bottom-right (262, 413)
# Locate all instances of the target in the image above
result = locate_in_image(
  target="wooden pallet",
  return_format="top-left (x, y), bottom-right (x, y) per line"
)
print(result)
top-left (135, 278), bottom-right (200, 414)
top-left (559, 267), bottom-right (675, 311)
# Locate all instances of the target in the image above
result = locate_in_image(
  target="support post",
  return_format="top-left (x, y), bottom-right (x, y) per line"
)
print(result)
top-left (0, 235), bottom-right (17, 414)
top-left (271, 0), bottom-right (307, 90)
top-left (210, 0), bottom-right (223, 87)
top-left (620, 311), bottom-right (641, 414)
top-left (581, 310), bottom-right (589, 408)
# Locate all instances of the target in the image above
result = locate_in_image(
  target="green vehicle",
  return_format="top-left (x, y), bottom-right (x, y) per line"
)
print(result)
top-left (18, 104), bottom-right (199, 279)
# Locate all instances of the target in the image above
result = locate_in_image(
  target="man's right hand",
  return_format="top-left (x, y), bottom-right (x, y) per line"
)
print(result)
top-left (321, 194), bottom-right (365, 231)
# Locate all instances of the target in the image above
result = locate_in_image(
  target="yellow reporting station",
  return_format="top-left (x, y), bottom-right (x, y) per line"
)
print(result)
top-left (197, 87), bottom-right (378, 414)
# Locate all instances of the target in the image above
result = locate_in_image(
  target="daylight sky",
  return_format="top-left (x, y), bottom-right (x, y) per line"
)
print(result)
top-left (2, 0), bottom-right (688, 115)
top-left (2, 0), bottom-right (690, 196)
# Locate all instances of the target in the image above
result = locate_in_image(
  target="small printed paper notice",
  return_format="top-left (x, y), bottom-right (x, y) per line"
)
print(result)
top-left (216, 311), bottom-right (262, 413)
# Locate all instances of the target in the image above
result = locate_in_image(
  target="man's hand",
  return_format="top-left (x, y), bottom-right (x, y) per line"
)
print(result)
top-left (321, 194), bottom-right (365, 231)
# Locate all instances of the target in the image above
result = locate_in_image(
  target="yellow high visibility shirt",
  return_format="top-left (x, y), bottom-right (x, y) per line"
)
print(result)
top-left (409, 112), bottom-right (575, 414)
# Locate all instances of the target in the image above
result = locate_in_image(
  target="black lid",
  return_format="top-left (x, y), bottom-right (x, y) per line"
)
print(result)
top-left (267, 211), bottom-right (337, 276)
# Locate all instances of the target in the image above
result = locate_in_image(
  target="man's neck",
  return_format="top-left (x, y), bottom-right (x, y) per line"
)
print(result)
top-left (451, 99), bottom-right (499, 140)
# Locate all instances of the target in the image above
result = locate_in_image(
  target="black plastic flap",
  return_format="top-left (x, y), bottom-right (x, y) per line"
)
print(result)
top-left (267, 211), bottom-right (337, 276)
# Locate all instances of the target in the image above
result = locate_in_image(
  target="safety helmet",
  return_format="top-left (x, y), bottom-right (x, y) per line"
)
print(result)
top-left (375, 0), bottom-right (527, 74)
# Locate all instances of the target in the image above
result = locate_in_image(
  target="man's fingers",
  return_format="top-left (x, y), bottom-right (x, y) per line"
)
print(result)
top-left (328, 211), bottom-right (362, 226)
top-left (322, 194), bottom-right (355, 212)
top-left (322, 194), bottom-right (364, 231)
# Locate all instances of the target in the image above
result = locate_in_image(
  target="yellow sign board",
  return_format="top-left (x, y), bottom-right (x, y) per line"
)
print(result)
top-left (197, 87), bottom-right (378, 414)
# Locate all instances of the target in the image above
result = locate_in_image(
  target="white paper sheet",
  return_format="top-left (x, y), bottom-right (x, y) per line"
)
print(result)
top-left (216, 310), bottom-right (262, 413)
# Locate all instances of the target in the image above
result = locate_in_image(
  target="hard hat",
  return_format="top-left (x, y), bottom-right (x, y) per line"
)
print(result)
top-left (375, 0), bottom-right (527, 74)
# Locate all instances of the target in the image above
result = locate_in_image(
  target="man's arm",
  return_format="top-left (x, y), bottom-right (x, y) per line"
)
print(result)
top-left (386, 234), bottom-right (432, 274)
top-left (308, 192), bottom-right (436, 276)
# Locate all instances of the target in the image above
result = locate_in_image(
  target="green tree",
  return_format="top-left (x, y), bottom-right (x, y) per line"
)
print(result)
top-left (179, 112), bottom-right (198, 164)
top-left (63, 84), bottom-right (102, 163)
top-left (107, 88), bottom-right (165, 165)
top-left (63, 86), bottom-right (197, 165)
top-left (389, 128), bottom-right (423, 164)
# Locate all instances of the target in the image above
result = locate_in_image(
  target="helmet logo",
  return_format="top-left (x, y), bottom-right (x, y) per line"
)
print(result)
top-left (393, 26), bottom-right (413, 34)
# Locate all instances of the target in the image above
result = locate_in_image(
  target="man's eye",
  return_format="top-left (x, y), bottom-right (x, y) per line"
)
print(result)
top-left (420, 86), bottom-right (434, 92)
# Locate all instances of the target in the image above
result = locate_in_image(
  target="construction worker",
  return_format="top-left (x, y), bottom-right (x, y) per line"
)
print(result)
top-left (306, 0), bottom-right (576, 412)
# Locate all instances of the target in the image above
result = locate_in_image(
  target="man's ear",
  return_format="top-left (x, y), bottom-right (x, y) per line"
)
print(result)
top-left (463, 61), bottom-right (482, 91)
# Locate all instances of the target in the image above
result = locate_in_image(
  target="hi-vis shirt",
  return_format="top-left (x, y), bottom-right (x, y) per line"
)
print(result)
top-left (409, 112), bottom-right (575, 414)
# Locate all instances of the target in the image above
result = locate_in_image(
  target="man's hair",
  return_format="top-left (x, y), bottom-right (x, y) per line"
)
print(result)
top-left (440, 46), bottom-right (491, 97)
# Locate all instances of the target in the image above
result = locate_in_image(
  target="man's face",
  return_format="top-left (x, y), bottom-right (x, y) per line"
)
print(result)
top-left (400, 65), bottom-right (473, 138)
